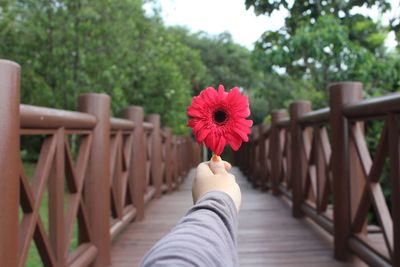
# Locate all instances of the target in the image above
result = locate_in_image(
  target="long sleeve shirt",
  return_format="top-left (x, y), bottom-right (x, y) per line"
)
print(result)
top-left (140, 191), bottom-right (239, 267)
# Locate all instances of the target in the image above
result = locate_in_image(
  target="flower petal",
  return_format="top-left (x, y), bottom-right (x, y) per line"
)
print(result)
top-left (196, 127), bottom-right (211, 142)
top-left (227, 132), bottom-right (242, 151)
top-left (218, 84), bottom-right (228, 100)
top-left (193, 119), bottom-right (207, 133)
top-left (234, 128), bottom-right (249, 142)
top-left (187, 105), bottom-right (205, 118)
top-left (204, 133), bottom-right (217, 153)
top-left (200, 87), bottom-right (218, 106)
top-left (214, 135), bottom-right (226, 156)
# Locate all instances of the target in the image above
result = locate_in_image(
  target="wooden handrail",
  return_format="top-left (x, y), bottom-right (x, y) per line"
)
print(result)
top-left (276, 117), bottom-right (290, 127)
top-left (143, 121), bottom-right (154, 131)
top-left (110, 117), bottom-right (134, 130)
top-left (343, 93), bottom-right (400, 120)
top-left (20, 104), bottom-right (97, 129)
top-left (298, 107), bottom-right (330, 125)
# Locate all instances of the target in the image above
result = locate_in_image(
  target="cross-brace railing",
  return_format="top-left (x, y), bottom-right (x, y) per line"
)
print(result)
top-left (0, 59), bottom-right (201, 267)
top-left (237, 82), bottom-right (400, 267)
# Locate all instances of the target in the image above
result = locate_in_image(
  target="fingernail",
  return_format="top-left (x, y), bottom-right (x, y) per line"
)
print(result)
top-left (211, 154), bottom-right (221, 162)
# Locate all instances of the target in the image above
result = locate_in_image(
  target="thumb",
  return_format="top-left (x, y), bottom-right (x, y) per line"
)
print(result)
top-left (210, 155), bottom-right (228, 175)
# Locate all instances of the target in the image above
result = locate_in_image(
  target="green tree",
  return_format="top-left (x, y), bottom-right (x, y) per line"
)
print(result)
top-left (0, 0), bottom-right (209, 134)
top-left (246, 0), bottom-right (398, 112)
top-left (246, 0), bottom-right (390, 35)
top-left (170, 27), bottom-right (255, 94)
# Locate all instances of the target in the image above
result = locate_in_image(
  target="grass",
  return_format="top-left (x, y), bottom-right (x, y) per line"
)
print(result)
top-left (22, 163), bottom-right (79, 267)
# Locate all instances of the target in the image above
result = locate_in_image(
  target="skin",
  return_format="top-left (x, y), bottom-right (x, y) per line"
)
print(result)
top-left (192, 155), bottom-right (242, 212)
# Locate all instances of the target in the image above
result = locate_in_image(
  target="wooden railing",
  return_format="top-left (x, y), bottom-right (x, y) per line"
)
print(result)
top-left (236, 82), bottom-right (400, 267)
top-left (0, 60), bottom-right (200, 267)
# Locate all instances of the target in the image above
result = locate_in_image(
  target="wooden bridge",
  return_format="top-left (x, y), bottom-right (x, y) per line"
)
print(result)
top-left (1, 59), bottom-right (399, 267)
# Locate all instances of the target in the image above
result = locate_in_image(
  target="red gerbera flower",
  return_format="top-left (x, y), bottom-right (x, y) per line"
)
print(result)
top-left (187, 85), bottom-right (253, 156)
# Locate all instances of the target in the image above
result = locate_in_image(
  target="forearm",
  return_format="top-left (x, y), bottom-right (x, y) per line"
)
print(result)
top-left (140, 191), bottom-right (239, 267)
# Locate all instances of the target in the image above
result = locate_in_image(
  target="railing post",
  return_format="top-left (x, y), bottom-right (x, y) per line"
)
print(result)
top-left (271, 110), bottom-right (286, 195)
top-left (250, 126), bottom-right (259, 188)
top-left (176, 137), bottom-right (182, 184)
top-left (258, 125), bottom-right (268, 191)
top-left (0, 60), bottom-right (20, 267)
top-left (178, 137), bottom-right (183, 184)
top-left (185, 136), bottom-right (191, 173)
top-left (172, 136), bottom-right (178, 189)
top-left (243, 141), bottom-right (250, 176)
top-left (123, 106), bottom-right (145, 220)
top-left (189, 139), bottom-right (193, 168)
top-left (243, 137), bottom-right (251, 176)
top-left (146, 114), bottom-right (163, 198)
top-left (192, 140), bottom-right (201, 167)
top-left (163, 127), bottom-right (173, 193)
top-left (246, 129), bottom-right (255, 180)
top-left (258, 125), bottom-right (265, 191)
top-left (289, 101), bottom-right (312, 218)
top-left (78, 93), bottom-right (111, 267)
top-left (196, 141), bottom-right (201, 166)
top-left (329, 82), bottom-right (363, 261)
top-left (179, 137), bottom-right (184, 182)
top-left (182, 137), bottom-right (188, 175)
top-left (389, 113), bottom-right (400, 267)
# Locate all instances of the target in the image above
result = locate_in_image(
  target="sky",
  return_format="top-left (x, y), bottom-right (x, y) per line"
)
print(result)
top-left (146, 0), bottom-right (285, 49)
top-left (146, 0), bottom-right (399, 50)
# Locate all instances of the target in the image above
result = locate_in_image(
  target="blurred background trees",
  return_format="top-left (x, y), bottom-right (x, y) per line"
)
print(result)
top-left (246, 0), bottom-right (400, 115)
top-left (1, 0), bottom-right (399, 130)
top-left (0, 0), bottom-right (254, 133)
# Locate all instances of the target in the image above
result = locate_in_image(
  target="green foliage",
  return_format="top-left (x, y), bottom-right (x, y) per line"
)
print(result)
top-left (0, 1), bottom-right (189, 134)
top-left (170, 28), bottom-right (255, 95)
top-left (255, 15), bottom-right (392, 91)
top-left (246, 0), bottom-right (391, 31)
top-left (251, 71), bottom-right (325, 115)
top-left (246, 0), bottom-right (399, 119)
top-left (0, 0), bottom-right (259, 135)
top-left (249, 93), bottom-right (269, 125)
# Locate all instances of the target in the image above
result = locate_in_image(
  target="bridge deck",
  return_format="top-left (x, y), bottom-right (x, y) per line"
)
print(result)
top-left (110, 168), bottom-right (364, 267)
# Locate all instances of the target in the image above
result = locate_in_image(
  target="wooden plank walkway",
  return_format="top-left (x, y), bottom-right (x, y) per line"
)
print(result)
top-left (110, 168), bottom-right (364, 267)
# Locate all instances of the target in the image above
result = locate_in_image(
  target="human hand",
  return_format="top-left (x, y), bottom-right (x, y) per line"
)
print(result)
top-left (192, 156), bottom-right (241, 212)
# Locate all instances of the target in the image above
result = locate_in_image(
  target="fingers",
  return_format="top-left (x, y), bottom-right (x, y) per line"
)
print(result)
top-left (209, 156), bottom-right (229, 175)
top-left (196, 157), bottom-right (233, 177)
top-left (196, 162), bottom-right (213, 177)
top-left (224, 161), bottom-right (232, 171)
top-left (210, 155), bottom-right (231, 170)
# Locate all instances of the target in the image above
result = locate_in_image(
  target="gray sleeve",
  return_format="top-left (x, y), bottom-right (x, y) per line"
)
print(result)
top-left (140, 191), bottom-right (239, 267)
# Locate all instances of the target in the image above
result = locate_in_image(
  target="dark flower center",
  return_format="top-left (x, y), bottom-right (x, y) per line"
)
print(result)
top-left (213, 109), bottom-right (228, 124)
